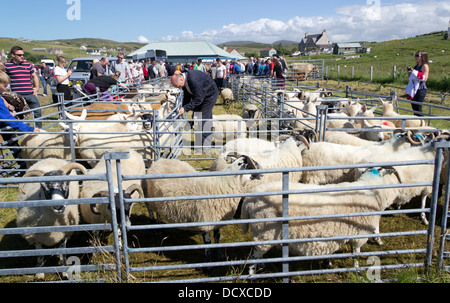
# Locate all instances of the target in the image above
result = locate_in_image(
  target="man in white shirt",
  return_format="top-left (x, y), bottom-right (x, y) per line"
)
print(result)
top-left (110, 53), bottom-right (132, 83)
top-left (214, 58), bottom-right (227, 90)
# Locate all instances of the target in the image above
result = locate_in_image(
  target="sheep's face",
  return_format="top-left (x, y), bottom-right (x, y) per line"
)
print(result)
top-left (40, 171), bottom-right (71, 213)
top-left (141, 113), bottom-right (153, 130)
top-left (227, 155), bottom-right (263, 182)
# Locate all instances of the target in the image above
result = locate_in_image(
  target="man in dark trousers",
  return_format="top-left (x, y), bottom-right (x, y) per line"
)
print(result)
top-left (171, 70), bottom-right (218, 151)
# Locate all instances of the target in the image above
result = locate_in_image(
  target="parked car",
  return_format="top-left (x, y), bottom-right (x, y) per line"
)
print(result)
top-left (50, 56), bottom-right (117, 98)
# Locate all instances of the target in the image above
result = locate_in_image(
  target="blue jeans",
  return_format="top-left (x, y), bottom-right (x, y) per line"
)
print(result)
top-left (40, 76), bottom-right (49, 95)
top-left (21, 94), bottom-right (42, 128)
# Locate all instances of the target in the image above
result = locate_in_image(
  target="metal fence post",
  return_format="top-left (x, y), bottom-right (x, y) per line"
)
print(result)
top-left (103, 151), bottom-right (131, 282)
top-left (282, 171), bottom-right (290, 283)
top-left (425, 140), bottom-right (447, 273)
top-left (438, 149), bottom-right (450, 272)
top-left (316, 105), bottom-right (328, 141)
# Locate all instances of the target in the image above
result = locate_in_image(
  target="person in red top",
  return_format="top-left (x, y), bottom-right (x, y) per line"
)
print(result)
top-left (267, 58), bottom-right (274, 78)
top-left (4, 46), bottom-right (42, 128)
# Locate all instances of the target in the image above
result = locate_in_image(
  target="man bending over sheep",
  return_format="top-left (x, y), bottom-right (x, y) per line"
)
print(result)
top-left (171, 70), bottom-right (218, 151)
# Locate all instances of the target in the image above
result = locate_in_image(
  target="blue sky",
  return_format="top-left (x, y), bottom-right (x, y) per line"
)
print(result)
top-left (1, 0), bottom-right (449, 44)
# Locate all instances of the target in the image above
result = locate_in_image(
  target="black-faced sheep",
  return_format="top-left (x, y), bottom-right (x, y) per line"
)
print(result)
top-left (79, 147), bottom-right (145, 229)
top-left (16, 159), bottom-right (87, 280)
top-left (210, 135), bottom-right (309, 184)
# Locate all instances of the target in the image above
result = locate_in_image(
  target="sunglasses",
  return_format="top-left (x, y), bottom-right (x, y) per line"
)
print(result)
top-left (415, 54), bottom-right (421, 57)
top-left (14, 53), bottom-right (24, 57)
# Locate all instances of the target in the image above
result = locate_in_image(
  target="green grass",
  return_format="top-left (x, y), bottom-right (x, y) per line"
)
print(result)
top-left (0, 37), bottom-right (145, 63)
top-left (288, 31), bottom-right (450, 93)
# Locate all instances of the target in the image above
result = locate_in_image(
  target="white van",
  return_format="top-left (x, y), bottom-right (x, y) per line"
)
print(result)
top-left (40, 59), bottom-right (55, 69)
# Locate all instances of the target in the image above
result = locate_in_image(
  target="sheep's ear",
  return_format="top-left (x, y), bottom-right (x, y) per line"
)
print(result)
top-left (80, 109), bottom-right (87, 120)
top-left (59, 122), bottom-right (69, 130)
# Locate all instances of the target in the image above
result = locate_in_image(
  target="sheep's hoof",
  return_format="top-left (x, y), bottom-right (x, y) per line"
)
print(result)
top-left (373, 237), bottom-right (384, 246)
top-left (420, 213), bottom-right (429, 225)
top-left (61, 271), bottom-right (69, 280)
top-left (214, 249), bottom-right (226, 261)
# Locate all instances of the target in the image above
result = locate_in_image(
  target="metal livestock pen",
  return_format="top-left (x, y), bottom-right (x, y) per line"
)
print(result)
top-left (0, 76), bottom-right (449, 283)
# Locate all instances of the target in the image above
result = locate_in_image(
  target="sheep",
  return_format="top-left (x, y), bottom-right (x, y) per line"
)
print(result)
top-left (240, 166), bottom-right (404, 275)
top-left (61, 116), bottom-right (155, 168)
top-left (209, 135), bottom-right (309, 184)
top-left (106, 107), bottom-right (152, 132)
top-left (19, 128), bottom-right (77, 168)
top-left (15, 159), bottom-right (87, 280)
top-left (379, 98), bottom-right (426, 128)
top-left (143, 155), bottom-right (262, 262)
top-left (209, 137), bottom-right (277, 171)
top-left (211, 114), bottom-right (247, 143)
top-left (334, 120), bottom-right (390, 142)
top-left (68, 102), bottom-right (132, 120)
top-left (289, 62), bottom-right (317, 80)
top-left (220, 88), bottom-right (234, 105)
top-left (242, 103), bottom-right (263, 131)
top-left (354, 138), bottom-right (438, 225)
top-left (301, 130), bottom-right (415, 185)
top-left (325, 129), bottom-right (384, 146)
top-left (79, 147), bottom-right (145, 237)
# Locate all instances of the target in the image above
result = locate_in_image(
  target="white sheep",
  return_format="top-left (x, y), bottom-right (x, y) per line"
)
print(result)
top-left (355, 140), bottom-right (437, 225)
top-left (220, 88), bottom-right (234, 104)
top-left (325, 130), bottom-right (384, 146)
top-left (16, 159), bottom-right (87, 280)
top-left (63, 118), bottom-right (154, 168)
top-left (79, 147), bottom-right (145, 228)
top-left (379, 98), bottom-right (426, 128)
top-left (106, 107), bottom-right (151, 132)
top-left (301, 131), bottom-right (414, 185)
top-left (240, 166), bottom-right (404, 275)
top-left (144, 155), bottom-right (262, 262)
top-left (211, 114), bottom-right (247, 143)
top-left (210, 136), bottom-right (309, 184)
top-left (19, 128), bottom-right (76, 168)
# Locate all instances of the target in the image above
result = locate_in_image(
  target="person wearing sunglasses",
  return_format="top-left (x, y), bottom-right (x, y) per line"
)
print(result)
top-left (406, 51), bottom-right (429, 116)
top-left (4, 46), bottom-right (42, 127)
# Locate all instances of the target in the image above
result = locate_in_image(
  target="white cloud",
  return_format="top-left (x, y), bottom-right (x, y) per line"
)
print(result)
top-left (159, 1), bottom-right (450, 43)
top-left (137, 35), bottom-right (150, 43)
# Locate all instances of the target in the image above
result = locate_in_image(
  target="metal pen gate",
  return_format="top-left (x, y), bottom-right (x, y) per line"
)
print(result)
top-left (1, 76), bottom-right (450, 282)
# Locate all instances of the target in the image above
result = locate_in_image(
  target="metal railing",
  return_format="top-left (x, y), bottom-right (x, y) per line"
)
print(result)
top-left (1, 76), bottom-right (450, 283)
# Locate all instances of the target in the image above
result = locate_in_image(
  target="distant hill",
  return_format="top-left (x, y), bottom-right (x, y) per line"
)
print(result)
top-left (273, 40), bottom-right (298, 45)
top-left (0, 37), bottom-right (145, 62)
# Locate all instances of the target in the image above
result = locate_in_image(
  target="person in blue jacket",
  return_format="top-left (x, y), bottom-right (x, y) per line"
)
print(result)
top-left (0, 71), bottom-right (40, 133)
top-left (171, 70), bottom-right (218, 150)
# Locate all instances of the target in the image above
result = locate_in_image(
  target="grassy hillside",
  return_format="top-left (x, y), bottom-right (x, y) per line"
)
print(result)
top-left (0, 37), bottom-right (144, 63)
top-left (295, 31), bottom-right (450, 92)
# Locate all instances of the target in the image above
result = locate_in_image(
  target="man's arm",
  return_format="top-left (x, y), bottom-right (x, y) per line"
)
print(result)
top-left (31, 72), bottom-right (39, 95)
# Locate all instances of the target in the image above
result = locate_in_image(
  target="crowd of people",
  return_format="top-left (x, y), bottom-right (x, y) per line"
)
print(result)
top-left (0, 44), bottom-right (431, 144)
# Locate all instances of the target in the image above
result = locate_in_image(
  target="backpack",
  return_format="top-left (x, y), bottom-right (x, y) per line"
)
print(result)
top-left (1, 91), bottom-right (31, 120)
